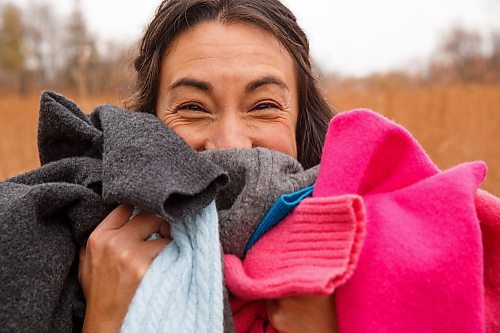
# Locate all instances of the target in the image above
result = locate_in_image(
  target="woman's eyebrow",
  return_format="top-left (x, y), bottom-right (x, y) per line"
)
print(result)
top-left (168, 78), bottom-right (213, 92)
top-left (246, 76), bottom-right (289, 92)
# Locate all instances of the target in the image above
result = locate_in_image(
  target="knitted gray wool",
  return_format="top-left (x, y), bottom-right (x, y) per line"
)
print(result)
top-left (38, 92), bottom-right (227, 222)
top-left (0, 91), bottom-right (228, 333)
top-left (203, 148), bottom-right (318, 258)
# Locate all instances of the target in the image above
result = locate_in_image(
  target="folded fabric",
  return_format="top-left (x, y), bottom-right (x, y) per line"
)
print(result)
top-left (226, 195), bottom-right (365, 300)
top-left (244, 185), bottom-right (314, 255)
top-left (224, 109), bottom-right (488, 333)
top-left (0, 92), bottom-right (228, 333)
top-left (475, 189), bottom-right (500, 333)
top-left (121, 202), bottom-right (224, 333)
top-left (38, 92), bottom-right (227, 222)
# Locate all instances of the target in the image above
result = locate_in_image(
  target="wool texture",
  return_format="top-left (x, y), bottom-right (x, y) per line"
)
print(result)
top-left (121, 202), bottom-right (224, 333)
top-left (225, 194), bottom-right (365, 300)
top-left (224, 109), bottom-right (489, 333)
top-left (202, 148), bottom-right (318, 258)
top-left (37, 92), bottom-right (227, 222)
top-left (244, 185), bottom-right (314, 255)
top-left (0, 92), bottom-right (228, 333)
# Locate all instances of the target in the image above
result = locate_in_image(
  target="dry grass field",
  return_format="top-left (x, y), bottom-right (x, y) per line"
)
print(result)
top-left (1, 85), bottom-right (499, 195)
top-left (0, 93), bottom-right (120, 179)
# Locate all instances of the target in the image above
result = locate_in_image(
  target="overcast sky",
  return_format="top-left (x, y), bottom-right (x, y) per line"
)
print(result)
top-left (8, 0), bottom-right (500, 75)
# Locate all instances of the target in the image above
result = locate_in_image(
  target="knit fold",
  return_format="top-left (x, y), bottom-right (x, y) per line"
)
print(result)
top-left (39, 91), bottom-right (229, 223)
top-left (96, 105), bottom-right (228, 222)
top-left (244, 185), bottom-right (314, 255)
top-left (225, 194), bottom-right (366, 300)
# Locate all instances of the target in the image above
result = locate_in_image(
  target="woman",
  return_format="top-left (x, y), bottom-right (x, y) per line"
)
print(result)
top-left (79, 0), bottom-right (339, 332)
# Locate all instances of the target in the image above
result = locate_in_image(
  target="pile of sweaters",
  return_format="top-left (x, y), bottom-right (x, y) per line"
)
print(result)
top-left (0, 91), bottom-right (498, 333)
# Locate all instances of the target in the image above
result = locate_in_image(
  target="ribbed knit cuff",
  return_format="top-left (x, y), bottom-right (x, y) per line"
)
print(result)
top-left (224, 194), bottom-right (366, 300)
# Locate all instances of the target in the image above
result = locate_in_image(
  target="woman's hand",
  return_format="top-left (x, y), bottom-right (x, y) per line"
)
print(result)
top-left (79, 204), bottom-right (171, 333)
top-left (267, 294), bottom-right (338, 333)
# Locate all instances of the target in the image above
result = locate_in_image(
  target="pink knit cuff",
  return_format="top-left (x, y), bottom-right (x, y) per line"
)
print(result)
top-left (224, 194), bottom-right (366, 299)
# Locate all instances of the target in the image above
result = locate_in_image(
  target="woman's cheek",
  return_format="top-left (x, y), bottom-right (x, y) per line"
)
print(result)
top-left (161, 113), bottom-right (297, 157)
top-left (169, 121), bottom-right (209, 151)
top-left (251, 121), bottom-right (297, 158)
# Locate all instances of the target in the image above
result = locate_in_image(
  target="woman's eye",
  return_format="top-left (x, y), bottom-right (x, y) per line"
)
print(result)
top-left (253, 102), bottom-right (280, 111)
top-left (178, 103), bottom-right (206, 112)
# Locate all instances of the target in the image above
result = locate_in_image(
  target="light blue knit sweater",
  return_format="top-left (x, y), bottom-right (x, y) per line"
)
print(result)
top-left (120, 202), bottom-right (223, 332)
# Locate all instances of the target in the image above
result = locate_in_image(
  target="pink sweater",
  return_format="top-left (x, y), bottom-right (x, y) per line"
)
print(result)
top-left (224, 109), bottom-right (500, 332)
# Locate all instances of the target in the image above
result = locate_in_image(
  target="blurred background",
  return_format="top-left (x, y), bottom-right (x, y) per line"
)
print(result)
top-left (0, 0), bottom-right (499, 194)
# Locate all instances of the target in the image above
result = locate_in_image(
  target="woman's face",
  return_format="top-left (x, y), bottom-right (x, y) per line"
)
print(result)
top-left (156, 21), bottom-right (299, 157)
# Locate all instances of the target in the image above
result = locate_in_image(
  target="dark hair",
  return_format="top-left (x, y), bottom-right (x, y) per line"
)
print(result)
top-left (125, 0), bottom-right (335, 168)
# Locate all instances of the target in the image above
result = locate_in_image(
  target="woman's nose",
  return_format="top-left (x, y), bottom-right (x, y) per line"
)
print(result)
top-left (204, 116), bottom-right (252, 150)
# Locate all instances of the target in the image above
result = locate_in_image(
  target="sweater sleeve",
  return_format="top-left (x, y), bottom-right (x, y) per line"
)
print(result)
top-left (224, 194), bottom-right (366, 300)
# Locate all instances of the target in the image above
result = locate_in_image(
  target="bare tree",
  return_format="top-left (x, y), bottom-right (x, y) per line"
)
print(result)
top-left (60, 1), bottom-right (99, 97)
top-left (0, 3), bottom-right (27, 93)
top-left (437, 26), bottom-right (487, 83)
top-left (0, 0), bottom-right (135, 96)
top-left (23, 2), bottom-right (61, 89)
top-left (86, 40), bottom-right (136, 96)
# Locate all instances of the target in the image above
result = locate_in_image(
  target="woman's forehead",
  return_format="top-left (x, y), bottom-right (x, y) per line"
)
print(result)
top-left (167, 21), bottom-right (288, 54)
top-left (161, 21), bottom-right (296, 86)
